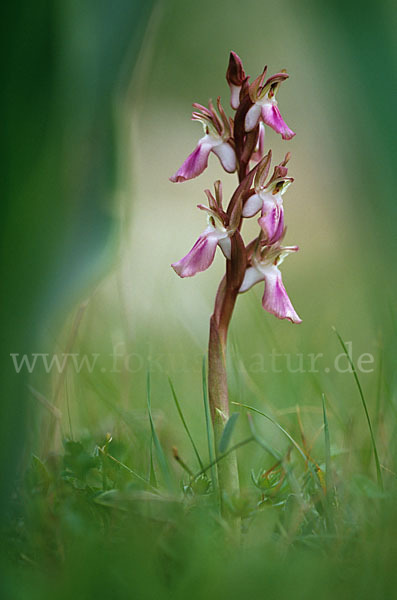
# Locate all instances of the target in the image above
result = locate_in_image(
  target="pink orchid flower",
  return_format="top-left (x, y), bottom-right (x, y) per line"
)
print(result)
top-left (239, 243), bottom-right (301, 323)
top-left (243, 154), bottom-right (293, 244)
top-left (170, 100), bottom-right (236, 183)
top-left (172, 183), bottom-right (232, 277)
top-left (245, 71), bottom-right (295, 140)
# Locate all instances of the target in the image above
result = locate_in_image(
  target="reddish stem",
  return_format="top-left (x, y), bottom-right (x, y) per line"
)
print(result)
top-left (207, 99), bottom-right (257, 515)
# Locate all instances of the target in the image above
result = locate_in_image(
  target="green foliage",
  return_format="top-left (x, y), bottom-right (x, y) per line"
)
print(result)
top-left (169, 377), bottom-right (204, 470)
top-left (202, 358), bottom-right (218, 492)
top-left (1, 1), bottom-right (396, 599)
top-left (333, 328), bottom-right (383, 490)
top-left (218, 413), bottom-right (240, 453)
top-left (147, 373), bottom-right (173, 491)
top-left (4, 384), bottom-right (397, 600)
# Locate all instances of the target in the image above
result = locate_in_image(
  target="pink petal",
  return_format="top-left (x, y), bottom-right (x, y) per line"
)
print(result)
top-left (170, 137), bottom-right (213, 183)
top-left (242, 193), bottom-right (262, 218)
top-left (258, 203), bottom-right (284, 243)
top-left (262, 266), bottom-right (301, 323)
top-left (239, 266), bottom-right (265, 293)
top-left (229, 83), bottom-right (241, 110)
top-left (218, 236), bottom-right (231, 260)
top-left (261, 104), bottom-right (295, 140)
top-left (245, 103), bottom-right (262, 132)
top-left (172, 227), bottom-right (220, 278)
top-left (212, 141), bottom-right (236, 173)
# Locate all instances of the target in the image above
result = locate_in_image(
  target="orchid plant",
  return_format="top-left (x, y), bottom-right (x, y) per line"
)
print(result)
top-left (170, 52), bottom-right (301, 516)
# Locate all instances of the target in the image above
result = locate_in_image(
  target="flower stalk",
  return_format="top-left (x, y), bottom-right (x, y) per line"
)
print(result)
top-left (170, 52), bottom-right (301, 521)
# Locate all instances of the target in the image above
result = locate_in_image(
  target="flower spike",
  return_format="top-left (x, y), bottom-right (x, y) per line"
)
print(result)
top-left (169, 52), bottom-right (302, 510)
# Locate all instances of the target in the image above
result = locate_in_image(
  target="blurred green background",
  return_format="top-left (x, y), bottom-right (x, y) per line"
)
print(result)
top-left (1, 0), bottom-right (396, 598)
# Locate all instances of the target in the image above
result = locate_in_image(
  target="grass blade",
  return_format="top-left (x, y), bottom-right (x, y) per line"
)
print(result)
top-left (333, 327), bottom-right (383, 490)
top-left (97, 446), bottom-right (154, 490)
top-left (168, 377), bottom-right (204, 470)
top-left (147, 372), bottom-right (173, 491)
top-left (148, 434), bottom-right (157, 488)
top-left (233, 401), bottom-right (307, 461)
top-left (322, 394), bottom-right (331, 491)
top-left (202, 357), bottom-right (217, 490)
top-left (192, 436), bottom-right (254, 480)
top-left (172, 447), bottom-right (194, 477)
top-left (218, 413), bottom-right (239, 453)
top-left (322, 394), bottom-right (335, 531)
top-left (247, 414), bottom-right (281, 461)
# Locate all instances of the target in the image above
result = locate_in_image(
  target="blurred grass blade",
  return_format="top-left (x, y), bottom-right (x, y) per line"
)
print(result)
top-left (29, 455), bottom-right (50, 494)
top-left (233, 402), bottom-right (306, 461)
top-left (147, 372), bottom-right (173, 491)
top-left (168, 377), bottom-right (204, 470)
top-left (218, 413), bottom-right (239, 454)
top-left (333, 328), bottom-right (383, 490)
top-left (202, 357), bottom-right (217, 490)
top-left (97, 446), bottom-right (153, 489)
top-left (322, 394), bottom-right (335, 532)
top-left (322, 394), bottom-right (331, 491)
top-left (148, 438), bottom-right (158, 488)
top-left (193, 437), bottom-right (254, 480)
top-left (246, 414), bottom-right (281, 461)
top-left (374, 348), bottom-right (383, 432)
top-left (172, 447), bottom-right (194, 477)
